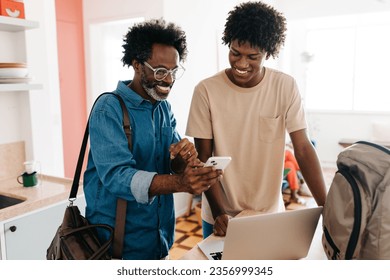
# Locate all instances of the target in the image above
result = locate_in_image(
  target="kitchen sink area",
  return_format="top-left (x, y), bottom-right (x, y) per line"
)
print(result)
top-left (0, 194), bottom-right (25, 210)
top-left (0, 174), bottom-right (83, 260)
top-left (0, 175), bottom-right (77, 222)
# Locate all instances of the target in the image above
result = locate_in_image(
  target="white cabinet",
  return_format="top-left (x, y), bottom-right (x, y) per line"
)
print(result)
top-left (1, 196), bottom-right (86, 260)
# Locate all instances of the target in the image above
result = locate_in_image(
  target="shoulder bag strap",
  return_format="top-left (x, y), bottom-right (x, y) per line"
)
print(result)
top-left (69, 92), bottom-right (131, 259)
top-left (69, 92), bottom-right (111, 200)
top-left (111, 94), bottom-right (131, 259)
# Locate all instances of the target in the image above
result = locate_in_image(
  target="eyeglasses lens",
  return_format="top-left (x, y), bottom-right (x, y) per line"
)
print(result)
top-left (154, 68), bottom-right (184, 81)
top-left (144, 62), bottom-right (185, 81)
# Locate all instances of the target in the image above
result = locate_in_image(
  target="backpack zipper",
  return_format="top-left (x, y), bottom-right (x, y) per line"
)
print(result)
top-left (338, 168), bottom-right (362, 259)
top-left (323, 226), bottom-right (340, 259)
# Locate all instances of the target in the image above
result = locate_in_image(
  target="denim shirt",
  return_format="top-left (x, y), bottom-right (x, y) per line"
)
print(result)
top-left (83, 80), bottom-right (181, 259)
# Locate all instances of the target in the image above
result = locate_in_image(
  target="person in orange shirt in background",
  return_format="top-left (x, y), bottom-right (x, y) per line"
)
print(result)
top-left (284, 147), bottom-right (306, 205)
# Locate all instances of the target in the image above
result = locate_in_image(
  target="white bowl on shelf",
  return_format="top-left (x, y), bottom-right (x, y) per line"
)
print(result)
top-left (0, 68), bottom-right (28, 78)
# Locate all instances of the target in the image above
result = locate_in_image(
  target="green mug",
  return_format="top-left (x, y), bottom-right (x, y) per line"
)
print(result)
top-left (17, 172), bottom-right (38, 187)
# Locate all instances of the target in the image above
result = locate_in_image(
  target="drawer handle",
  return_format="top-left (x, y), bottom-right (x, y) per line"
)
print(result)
top-left (9, 226), bottom-right (17, 232)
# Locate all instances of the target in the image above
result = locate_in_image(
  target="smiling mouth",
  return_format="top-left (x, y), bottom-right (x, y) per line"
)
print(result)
top-left (234, 68), bottom-right (249, 75)
top-left (156, 85), bottom-right (171, 94)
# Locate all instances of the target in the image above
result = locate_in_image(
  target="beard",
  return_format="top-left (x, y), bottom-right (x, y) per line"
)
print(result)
top-left (140, 73), bottom-right (172, 102)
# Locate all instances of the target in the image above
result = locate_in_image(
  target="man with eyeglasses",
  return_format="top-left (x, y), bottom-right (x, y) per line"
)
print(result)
top-left (186, 1), bottom-right (327, 238)
top-left (83, 19), bottom-right (222, 260)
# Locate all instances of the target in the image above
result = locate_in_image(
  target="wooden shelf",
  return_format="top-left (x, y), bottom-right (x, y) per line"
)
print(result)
top-left (0, 83), bottom-right (42, 91)
top-left (338, 138), bottom-right (390, 149)
top-left (0, 16), bottom-right (39, 32)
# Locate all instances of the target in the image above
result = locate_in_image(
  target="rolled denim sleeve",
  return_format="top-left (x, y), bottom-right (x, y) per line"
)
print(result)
top-left (131, 170), bottom-right (158, 204)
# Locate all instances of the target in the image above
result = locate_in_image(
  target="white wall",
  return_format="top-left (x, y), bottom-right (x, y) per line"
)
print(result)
top-left (25, 0), bottom-right (64, 177)
top-left (274, 0), bottom-right (390, 20)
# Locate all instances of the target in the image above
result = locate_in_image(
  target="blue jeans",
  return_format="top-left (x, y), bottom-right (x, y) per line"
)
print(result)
top-left (202, 220), bottom-right (214, 239)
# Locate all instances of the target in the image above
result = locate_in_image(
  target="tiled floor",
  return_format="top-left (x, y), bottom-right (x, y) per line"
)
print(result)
top-left (170, 212), bottom-right (203, 260)
top-left (170, 166), bottom-right (337, 260)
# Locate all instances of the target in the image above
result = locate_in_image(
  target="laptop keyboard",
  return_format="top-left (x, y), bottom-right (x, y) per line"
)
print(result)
top-left (210, 251), bottom-right (223, 260)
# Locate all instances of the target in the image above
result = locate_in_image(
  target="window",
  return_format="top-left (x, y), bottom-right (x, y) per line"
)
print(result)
top-left (302, 12), bottom-right (390, 112)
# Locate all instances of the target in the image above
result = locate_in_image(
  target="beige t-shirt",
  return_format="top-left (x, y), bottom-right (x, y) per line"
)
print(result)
top-left (186, 68), bottom-right (307, 224)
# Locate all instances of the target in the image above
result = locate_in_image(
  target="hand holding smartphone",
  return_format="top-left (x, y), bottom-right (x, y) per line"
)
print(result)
top-left (204, 156), bottom-right (232, 170)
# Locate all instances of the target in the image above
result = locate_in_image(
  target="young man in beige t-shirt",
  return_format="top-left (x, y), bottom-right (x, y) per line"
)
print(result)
top-left (186, 1), bottom-right (327, 238)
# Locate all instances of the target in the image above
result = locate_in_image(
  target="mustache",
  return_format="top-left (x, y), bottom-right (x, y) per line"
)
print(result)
top-left (155, 80), bottom-right (175, 88)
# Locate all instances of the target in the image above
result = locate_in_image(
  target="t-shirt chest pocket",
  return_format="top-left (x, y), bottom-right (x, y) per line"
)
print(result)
top-left (258, 115), bottom-right (284, 142)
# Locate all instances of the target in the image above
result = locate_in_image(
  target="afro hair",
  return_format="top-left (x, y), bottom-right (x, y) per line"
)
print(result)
top-left (222, 1), bottom-right (287, 58)
top-left (121, 18), bottom-right (188, 67)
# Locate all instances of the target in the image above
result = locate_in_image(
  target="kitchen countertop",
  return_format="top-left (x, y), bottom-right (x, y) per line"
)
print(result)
top-left (0, 175), bottom-right (81, 221)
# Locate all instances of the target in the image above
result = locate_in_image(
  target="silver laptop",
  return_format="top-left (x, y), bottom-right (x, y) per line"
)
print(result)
top-left (198, 206), bottom-right (323, 260)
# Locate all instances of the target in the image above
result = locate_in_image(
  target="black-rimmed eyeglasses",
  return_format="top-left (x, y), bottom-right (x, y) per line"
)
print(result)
top-left (143, 61), bottom-right (185, 81)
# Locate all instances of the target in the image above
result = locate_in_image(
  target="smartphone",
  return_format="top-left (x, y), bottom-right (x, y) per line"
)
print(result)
top-left (204, 156), bottom-right (232, 170)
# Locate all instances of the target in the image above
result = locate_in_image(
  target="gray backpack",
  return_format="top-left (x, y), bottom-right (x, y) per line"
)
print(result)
top-left (322, 141), bottom-right (390, 259)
